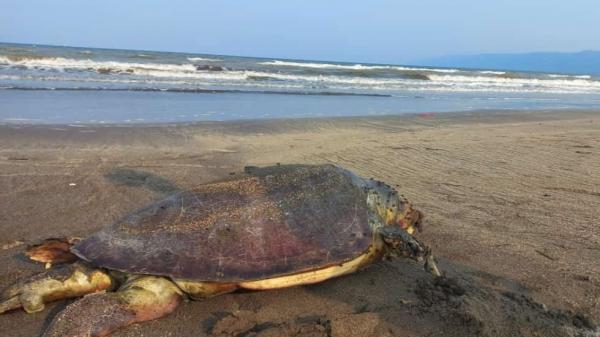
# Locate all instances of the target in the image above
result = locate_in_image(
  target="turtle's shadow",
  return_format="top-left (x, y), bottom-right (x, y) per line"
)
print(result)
top-left (104, 168), bottom-right (180, 195)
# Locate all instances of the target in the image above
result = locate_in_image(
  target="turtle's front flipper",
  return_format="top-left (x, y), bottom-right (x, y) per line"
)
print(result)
top-left (380, 225), bottom-right (442, 277)
top-left (0, 262), bottom-right (113, 314)
top-left (43, 276), bottom-right (183, 337)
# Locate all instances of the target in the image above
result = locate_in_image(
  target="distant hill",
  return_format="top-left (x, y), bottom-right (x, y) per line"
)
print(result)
top-left (413, 51), bottom-right (600, 75)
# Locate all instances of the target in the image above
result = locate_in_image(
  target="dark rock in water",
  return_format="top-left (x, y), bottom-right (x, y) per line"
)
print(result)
top-left (97, 67), bottom-right (113, 74)
top-left (196, 65), bottom-right (225, 71)
top-left (402, 73), bottom-right (430, 80)
top-left (97, 67), bottom-right (134, 75)
top-left (499, 72), bottom-right (529, 79)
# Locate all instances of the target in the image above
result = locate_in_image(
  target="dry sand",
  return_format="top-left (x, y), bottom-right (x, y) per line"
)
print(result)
top-left (0, 109), bottom-right (599, 336)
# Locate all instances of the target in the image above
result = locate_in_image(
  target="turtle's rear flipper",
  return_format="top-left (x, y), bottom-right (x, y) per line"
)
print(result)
top-left (0, 262), bottom-right (112, 314)
top-left (26, 237), bottom-right (81, 264)
top-left (42, 276), bottom-right (182, 337)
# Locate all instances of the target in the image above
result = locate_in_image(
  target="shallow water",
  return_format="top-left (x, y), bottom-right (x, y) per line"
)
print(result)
top-left (1, 42), bottom-right (600, 124)
top-left (3, 90), bottom-right (600, 124)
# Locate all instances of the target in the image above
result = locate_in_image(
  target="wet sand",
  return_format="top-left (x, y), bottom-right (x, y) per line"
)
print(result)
top-left (1, 109), bottom-right (599, 336)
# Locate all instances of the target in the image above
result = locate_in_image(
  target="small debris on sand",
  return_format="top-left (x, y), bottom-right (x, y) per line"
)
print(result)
top-left (1, 240), bottom-right (24, 250)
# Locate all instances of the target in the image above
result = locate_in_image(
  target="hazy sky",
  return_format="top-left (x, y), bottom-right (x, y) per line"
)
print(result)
top-left (1, 0), bottom-right (598, 64)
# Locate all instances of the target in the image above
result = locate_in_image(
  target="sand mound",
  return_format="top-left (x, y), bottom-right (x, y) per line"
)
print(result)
top-left (198, 259), bottom-right (597, 337)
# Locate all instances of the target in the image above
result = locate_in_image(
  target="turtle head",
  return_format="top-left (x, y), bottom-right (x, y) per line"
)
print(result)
top-left (365, 179), bottom-right (440, 276)
top-left (366, 179), bottom-right (423, 234)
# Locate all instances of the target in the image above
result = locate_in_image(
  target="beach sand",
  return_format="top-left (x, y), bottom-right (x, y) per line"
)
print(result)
top-left (1, 110), bottom-right (599, 336)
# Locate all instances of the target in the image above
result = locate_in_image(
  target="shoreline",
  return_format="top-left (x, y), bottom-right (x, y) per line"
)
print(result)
top-left (2, 107), bottom-right (599, 128)
top-left (3, 86), bottom-right (600, 125)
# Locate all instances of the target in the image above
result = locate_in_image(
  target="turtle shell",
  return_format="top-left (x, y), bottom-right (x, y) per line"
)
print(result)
top-left (72, 164), bottom-right (374, 282)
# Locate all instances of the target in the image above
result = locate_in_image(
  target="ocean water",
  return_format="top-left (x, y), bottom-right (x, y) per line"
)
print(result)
top-left (1, 42), bottom-right (600, 124)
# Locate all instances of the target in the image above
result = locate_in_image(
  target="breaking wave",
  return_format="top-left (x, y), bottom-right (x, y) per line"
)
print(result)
top-left (549, 74), bottom-right (591, 79)
top-left (480, 70), bottom-right (506, 75)
top-left (0, 56), bottom-right (196, 74)
top-left (188, 57), bottom-right (221, 62)
top-left (260, 60), bottom-right (460, 73)
top-left (1, 51), bottom-right (599, 95)
top-left (128, 54), bottom-right (155, 59)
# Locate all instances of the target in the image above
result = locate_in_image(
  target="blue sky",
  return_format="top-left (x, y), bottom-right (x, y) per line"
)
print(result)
top-left (1, 0), bottom-right (598, 64)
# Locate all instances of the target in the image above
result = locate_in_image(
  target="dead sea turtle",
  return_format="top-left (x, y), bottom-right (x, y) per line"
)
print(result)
top-left (0, 164), bottom-right (440, 337)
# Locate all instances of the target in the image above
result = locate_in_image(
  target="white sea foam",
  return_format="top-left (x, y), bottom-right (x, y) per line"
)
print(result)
top-left (394, 66), bottom-right (460, 73)
top-left (22, 70), bottom-right (600, 94)
top-left (260, 60), bottom-right (389, 70)
top-left (426, 74), bottom-right (600, 93)
top-left (259, 60), bottom-right (460, 73)
top-left (479, 70), bottom-right (506, 75)
top-left (2, 55), bottom-right (599, 95)
top-left (549, 74), bottom-right (591, 79)
top-left (0, 56), bottom-right (197, 73)
top-left (247, 71), bottom-right (600, 93)
top-left (187, 57), bottom-right (221, 62)
top-left (0, 75), bottom-right (20, 80)
top-left (131, 54), bottom-right (154, 59)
